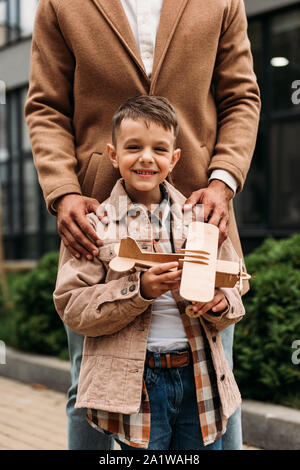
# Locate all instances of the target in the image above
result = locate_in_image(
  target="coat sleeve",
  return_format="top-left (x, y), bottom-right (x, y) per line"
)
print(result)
top-left (208, 0), bottom-right (261, 193)
top-left (24, 0), bottom-right (81, 215)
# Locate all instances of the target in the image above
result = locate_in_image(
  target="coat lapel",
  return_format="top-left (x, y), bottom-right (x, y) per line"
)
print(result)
top-left (91, 0), bottom-right (149, 82)
top-left (150, 0), bottom-right (189, 90)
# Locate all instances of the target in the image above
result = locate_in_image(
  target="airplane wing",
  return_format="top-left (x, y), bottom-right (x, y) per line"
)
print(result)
top-left (179, 221), bottom-right (218, 303)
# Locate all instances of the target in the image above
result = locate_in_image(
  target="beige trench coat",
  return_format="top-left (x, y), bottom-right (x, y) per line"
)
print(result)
top-left (53, 179), bottom-right (245, 419)
top-left (25, 0), bottom-right (260, 295)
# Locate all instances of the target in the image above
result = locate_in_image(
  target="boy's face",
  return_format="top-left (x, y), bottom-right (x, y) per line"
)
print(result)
top-left (107, 118), bottom-right (181, 206)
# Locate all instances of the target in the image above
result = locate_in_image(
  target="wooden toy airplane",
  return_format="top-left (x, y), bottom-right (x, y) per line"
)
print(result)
top-left (109, 222), bottom-right (250, 317)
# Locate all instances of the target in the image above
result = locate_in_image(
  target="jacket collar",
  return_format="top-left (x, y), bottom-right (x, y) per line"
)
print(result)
top-left (102, 178), bottom-right (190, 251)
top-left (90, 0), bottom-right (189, 89)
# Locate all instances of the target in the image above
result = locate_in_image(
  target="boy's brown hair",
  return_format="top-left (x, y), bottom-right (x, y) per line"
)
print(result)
top-left (112, 95), bottom-right (179, 147)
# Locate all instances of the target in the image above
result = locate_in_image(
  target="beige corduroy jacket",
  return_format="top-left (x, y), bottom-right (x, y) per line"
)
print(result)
top-left (25, 0), bottom-right (260, 293)
top-left (53, 179), bottom-right (245, 418)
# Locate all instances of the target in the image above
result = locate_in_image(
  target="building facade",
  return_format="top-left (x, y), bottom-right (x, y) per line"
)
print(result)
top-left (0, 0), bottom-right (299, 259)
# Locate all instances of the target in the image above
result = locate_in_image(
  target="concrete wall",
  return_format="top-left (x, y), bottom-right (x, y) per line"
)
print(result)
top-left (0, 38), bottom-right (31, 90)
top-left (245, 0), bottom-right (300, 17)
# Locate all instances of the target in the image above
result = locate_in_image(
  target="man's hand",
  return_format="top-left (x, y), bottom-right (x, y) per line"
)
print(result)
top-left (140, 262), bottom-right (182, 300)
top-left (184, 179), bottom-right (234, 246)
top-left (56, 194), bottom-right (106, 260)
top-left (190, 288), bottom-right (229, 316)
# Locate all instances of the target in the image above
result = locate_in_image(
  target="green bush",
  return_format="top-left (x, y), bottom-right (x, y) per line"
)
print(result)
top-left (0, 272), bottom-right (24, 347)
top-left (13, 252), bottom-right (69, 359)
top-left (234, 234), bottom-right (300, 407)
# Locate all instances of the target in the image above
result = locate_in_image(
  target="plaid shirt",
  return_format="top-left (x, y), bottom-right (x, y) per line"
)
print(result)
top-left (86, 183), bottom-right (226, 448)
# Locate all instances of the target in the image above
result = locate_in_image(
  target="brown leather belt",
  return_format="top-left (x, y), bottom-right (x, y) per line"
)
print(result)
top-left (145, 350), bottom-right (190, 369)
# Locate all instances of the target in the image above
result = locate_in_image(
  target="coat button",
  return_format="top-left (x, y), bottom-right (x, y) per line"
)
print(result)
top-left (121, 288), bottom-right (127, 295)
top-left (212, 336), bottom-right (217, 343)
top-left (129, 285), bottom-right (136, 292)
top-left (220, 374), bottom-right (225, 381)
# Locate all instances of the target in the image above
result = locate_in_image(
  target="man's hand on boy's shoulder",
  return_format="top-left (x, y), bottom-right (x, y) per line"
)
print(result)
top-left (183, 180), bottom-right (234, 247)
top-left (190, 288), bottom-right (229, 317)
top-left (55, 193), bottom-right (107, 261)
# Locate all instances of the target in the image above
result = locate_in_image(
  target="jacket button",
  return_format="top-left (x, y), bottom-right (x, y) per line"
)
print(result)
top-left (212, 336), bottom-right (217, 342)
top-left (121, 288), bottom-right (127, 295)
top-left (220, 374), bottom-right (225, 381)
top-left (129, 285), bottom-right (136, 292)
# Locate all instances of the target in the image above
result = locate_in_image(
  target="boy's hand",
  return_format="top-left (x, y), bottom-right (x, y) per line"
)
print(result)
top-left (56, 194), bottom-right (106, 260)
top-left (190, 288), bottom-right (229, 316)
top-left (140, 262), bottom-right (182, 300)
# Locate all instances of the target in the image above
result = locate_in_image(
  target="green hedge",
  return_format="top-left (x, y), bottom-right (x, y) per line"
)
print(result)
top-left (234, 234), bottom-right (300, 408)
top-left (0, 252), bottom-right (68, 360)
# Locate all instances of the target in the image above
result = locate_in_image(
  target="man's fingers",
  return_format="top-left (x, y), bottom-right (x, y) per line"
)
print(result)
top-left (217, 217), bottom-right (229, 246)
top-left (183, 189), bottom-right (204, 210)
top-left (96, 204), bottom-right (109, 224)
top-left (60, 226), bottom-right (94, 259)
top-left (61, 219), bottom-right (100, 258)
top-left (60, 232), bottom-right (82, 259)
top-left (73, 213), bottom-right (103, 248)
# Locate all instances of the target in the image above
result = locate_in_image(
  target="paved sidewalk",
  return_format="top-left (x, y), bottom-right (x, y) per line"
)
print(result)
top-left (0, 376), bottom-right (259, 450)
top-left (0, 376), bottom-right (68, 450)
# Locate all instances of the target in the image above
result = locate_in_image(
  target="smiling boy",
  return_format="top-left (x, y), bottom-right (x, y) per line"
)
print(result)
top-left (53, 95), bottom-right (245, 450)
top-left (107, 116), bottom-right (181, 210)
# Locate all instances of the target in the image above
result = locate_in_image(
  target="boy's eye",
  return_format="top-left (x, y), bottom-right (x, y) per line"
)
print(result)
top-left (155, 147), bottom-right (167, 152)
top-left (126, 145), bottom-right (139, 150)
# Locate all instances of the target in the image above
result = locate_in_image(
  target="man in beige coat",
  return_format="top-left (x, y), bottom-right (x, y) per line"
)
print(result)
top-left (25, 0), bottom-right (260, 450)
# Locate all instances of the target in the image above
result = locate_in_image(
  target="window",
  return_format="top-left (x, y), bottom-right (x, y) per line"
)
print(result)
top-left (0, 97), bottom-right (8, 163)
top-left (234, 19), bottom-right (266, 229)
top-left (236, 5), bottom-right (300, 245)
top-left (20, 0), bottom-right (38, 38)
top-left (0, 0), bottom-right (38, 47)
top-left (0, 87), bottom-right (60, 259)
top-left (270, 120), bottom-right (300, 227)
top-left (270, 10), bottom-right (300, 112)
top-left (0, 0), bottom-right (7, 47)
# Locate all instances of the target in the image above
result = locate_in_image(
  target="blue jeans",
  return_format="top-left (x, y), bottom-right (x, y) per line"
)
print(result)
top-left (116, 350), bottom-right (222, 450)
top-left (220, 325), bottom-right (242, 450)
top-left (64, 324), bottom-right (241, 450)
top-left (64, 325), bottom-right (112, 450)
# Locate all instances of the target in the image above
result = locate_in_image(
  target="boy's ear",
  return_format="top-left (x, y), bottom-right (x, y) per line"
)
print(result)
top-left (169, 148), bottom-right (181, 172)
top-left (107, 143), bottom-right (119, 168)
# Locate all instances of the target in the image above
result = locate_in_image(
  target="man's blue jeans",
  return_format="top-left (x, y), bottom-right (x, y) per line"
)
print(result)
top-left (116, 350), bottom-right (222, 450)
top-left (64, 324), bottom-right (242, 450)
top-left (64, 324), bottom-right (112, 450)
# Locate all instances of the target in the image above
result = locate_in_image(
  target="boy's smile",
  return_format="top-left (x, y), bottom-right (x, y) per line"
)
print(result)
top-left (107, 118), bottom-right (181, 209)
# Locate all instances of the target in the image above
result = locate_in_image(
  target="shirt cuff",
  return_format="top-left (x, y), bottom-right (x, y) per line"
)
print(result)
top-left (208, 169), bottom-right (238, 197)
